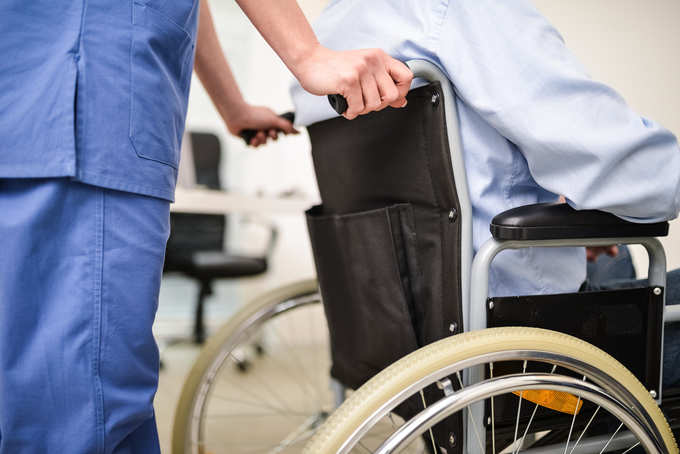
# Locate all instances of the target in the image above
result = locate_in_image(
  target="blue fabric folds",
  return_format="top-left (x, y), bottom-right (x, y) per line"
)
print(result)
top-left (0, 178), bottom-right (169, 453)
top-left (0, 0), bottom-right (200, 201)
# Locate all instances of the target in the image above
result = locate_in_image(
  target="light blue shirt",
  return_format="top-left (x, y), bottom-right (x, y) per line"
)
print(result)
top-left (291, 0), bottom-right (680, 297)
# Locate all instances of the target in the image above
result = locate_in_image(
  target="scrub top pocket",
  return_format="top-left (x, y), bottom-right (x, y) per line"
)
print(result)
top-left (129, 1), bottom-right (196, 169)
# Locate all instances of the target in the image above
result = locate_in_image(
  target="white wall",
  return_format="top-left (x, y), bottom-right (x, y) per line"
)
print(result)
top-left (184, 0), bottom-right (680, 298)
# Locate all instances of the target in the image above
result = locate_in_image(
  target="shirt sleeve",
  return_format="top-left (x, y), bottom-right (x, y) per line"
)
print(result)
top-left (434, 0), bottom-right (680, 222)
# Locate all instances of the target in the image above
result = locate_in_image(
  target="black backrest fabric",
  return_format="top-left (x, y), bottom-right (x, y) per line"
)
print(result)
top-left (164, 132), bottom-right (225, 272)
top-left (308, 82), bottom-right (463, 349)
top-left (309, 83), bottom-right (459, 215)
top-left (306, 83), bottom-right (464, 451)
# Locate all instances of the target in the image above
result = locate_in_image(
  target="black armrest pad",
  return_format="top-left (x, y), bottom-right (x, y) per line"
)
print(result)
top-left (490, 203), bottom-right (669, 240)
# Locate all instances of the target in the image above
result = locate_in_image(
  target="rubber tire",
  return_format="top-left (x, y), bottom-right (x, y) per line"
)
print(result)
top-left (303, 327), bottom-right (677, 454)
top-left (172, 278), bottom-right (320, 454)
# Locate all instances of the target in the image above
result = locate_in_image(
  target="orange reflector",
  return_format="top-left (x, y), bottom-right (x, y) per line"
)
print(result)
top-left (512, 390), bottom-right (583, 415)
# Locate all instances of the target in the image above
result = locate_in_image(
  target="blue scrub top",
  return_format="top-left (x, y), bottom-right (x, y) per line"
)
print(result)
top-left (0, 0), bottom-right (200, 201)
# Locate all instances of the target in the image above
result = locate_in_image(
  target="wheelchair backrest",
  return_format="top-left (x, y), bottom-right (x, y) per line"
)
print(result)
top-left (304, 76), bottom-right (472, 450)
top-left (306, 82), bottom-right (465, 388)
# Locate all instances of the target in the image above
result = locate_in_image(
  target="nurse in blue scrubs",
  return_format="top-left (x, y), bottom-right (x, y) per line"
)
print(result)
top-left (0, 0), bottom-right (412, 452)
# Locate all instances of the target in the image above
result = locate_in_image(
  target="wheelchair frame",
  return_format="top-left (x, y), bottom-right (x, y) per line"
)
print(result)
top-left (404, 59), bottom-right (679, 454)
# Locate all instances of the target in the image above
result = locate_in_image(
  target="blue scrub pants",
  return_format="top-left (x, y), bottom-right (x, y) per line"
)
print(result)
top-left (0, 178), bottom-right (168, 453)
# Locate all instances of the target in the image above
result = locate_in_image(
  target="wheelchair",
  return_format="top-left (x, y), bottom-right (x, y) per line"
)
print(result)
top-left (172, 60), bottom-right (680, 454)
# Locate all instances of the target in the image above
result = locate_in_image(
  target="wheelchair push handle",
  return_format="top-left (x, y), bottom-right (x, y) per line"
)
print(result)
top-left (327, 61), bottom-right (413, 115)
top-left (238, 111), bottom-right (296, 145)
top-left (327, 94), bottom-right (349, 116)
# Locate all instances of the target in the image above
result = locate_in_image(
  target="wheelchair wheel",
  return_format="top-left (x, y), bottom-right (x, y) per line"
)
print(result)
top-left (304, 327), bottom-right (677, 454)
top-left (172, 278), bottom-right (336, 454)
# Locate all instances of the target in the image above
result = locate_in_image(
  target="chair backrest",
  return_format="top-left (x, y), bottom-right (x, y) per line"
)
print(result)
top-left (165, 132), bottom-right (226, 272)
top-left (190, 132), bottom-right (223, 190)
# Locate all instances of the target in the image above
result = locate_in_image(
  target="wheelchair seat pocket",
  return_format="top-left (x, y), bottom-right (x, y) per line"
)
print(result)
top-left (306, 204), bottom-right (421, 389)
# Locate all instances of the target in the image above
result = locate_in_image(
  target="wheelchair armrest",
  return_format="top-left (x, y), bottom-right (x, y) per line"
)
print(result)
top-left (490, 202), bottom-right (669, 240)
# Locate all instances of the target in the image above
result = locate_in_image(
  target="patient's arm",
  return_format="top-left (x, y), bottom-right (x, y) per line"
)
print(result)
top-left (194, 0), bottom-right (296, 147)
top-left (236, 0), bottom-right (413, 120)
top-left (435, 1), bottom-right (680, 223)
top-left (558, 195), bottom-right (618, 260)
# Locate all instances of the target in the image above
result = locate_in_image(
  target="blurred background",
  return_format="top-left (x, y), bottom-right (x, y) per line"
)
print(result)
top-left (154, 0), bottom-right (680, 451)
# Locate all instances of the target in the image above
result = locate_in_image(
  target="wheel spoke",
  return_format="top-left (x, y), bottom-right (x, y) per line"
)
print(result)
top-left (599, 422), bottom-right (624, 454)
top-left (621, 442), bottom-right (641, 454)
top-left (515, 365), bottom-right (556, 453)
top-left (226, 351), bottom-right (299, 413)
top-left (270, 414), bottom-right (323, 453)
top-left (209, 393), bottom-right (286, 413)
top-left (514, 404), bottom-right (539, 453)
top-left (490, 362), bottom-right (496, 454)
top-left (568, 406), bottom-right (601, 454)
top-left (269, 317), bottom-right (325, 409)
top-left (456, 371), bottom-right (485, 454)
top-left (512, 361), bottom-right (528, 454)
top-left (563, 376), bottom-right (586, 454)
top-left (211, 379), bottom-right (293, 415)
top-left (419, 390), bottom-right (438, 454)
top-left (205, 411), bottom-right (311, 418)
top-left (248, 337), bottom-right (320, 414)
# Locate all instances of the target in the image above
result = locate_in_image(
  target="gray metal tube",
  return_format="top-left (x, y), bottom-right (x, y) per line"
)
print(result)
top-left (666, 305), bottom-right (680, 323)
top-left (407, 59), bottom-right (478, 454)
top-left (469, 236), bottom-right (669, 332)
top-left (640, 238), bottom-right (667, 401)
top-left (468, 236), bottom-right (669, 408)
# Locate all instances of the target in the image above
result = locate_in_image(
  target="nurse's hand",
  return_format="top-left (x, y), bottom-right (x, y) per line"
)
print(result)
top-left (292, 45), bottom-right (413, 120)
top-left (224, 104), bottom-right (298, 147)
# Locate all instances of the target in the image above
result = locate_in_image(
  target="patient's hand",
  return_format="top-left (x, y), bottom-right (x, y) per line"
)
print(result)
top-left (293, 45), bottom-right (413, 120)
top-left (558, 196), bottom-right (620, 263)
top-left (586, 245), bottom-right (619, 262)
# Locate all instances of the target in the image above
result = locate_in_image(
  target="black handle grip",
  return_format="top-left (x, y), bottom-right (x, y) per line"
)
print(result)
top-left (239, 111), bottom-right (296, 145)
top-left (327, 61), bottom-right (412, 115)
top-left (327, 94), bottom-right (348, 115)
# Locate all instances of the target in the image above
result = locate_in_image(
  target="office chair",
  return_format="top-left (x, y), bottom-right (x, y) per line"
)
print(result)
top-left (163, 132), bottom-right (278, 344)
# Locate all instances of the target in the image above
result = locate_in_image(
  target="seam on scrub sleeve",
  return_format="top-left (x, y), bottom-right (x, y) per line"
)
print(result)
top-left (92, 187), bottom-right (106, 454)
